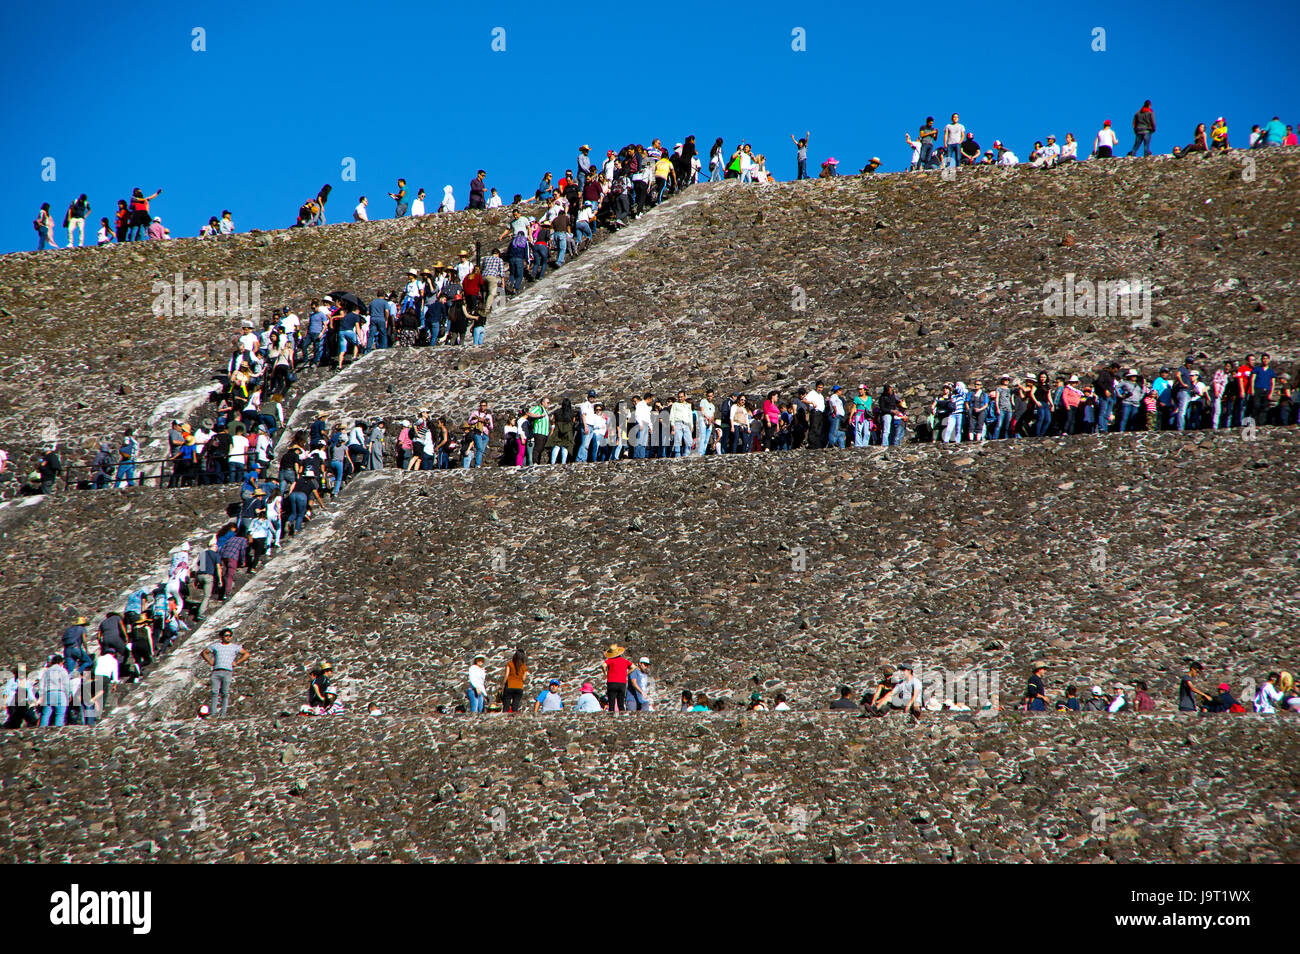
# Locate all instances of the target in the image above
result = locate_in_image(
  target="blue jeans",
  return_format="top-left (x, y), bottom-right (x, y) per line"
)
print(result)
top-left (1118, 403), bottom-right (1139, 432)
top-left (554, 234), bottom-right (569, 266)
top-left (462, 433), bottom-right (488, 468)
top-left (1096, 397), bottom-right (1115, 434)
top-left (368, 321), bottom-right (388, 352)
top-left (947, 144), bottom-right (961, 167)
top-left (576, 220), bottom-right (592, 245)
top-left (40, 705), bottom-right (68, 726)
top-left (696, 424), bottom-right (712, 455)
top-left (508, 255), bottom-right (528, 293)
top-left (1175, 390), bottom-right (1193, 430)
top-left (709, 163), bottom-right (723, 182)
top-left (63, 645), bottom-right (93, 675)
top-left (1128, 131), bottom-right (1152, 157)
top-left (578, 428), bottom-right (598, 462)
top-left (287, 491), bottom-right (308, 533)
top-left (309, 332), bottom-right (326, 365)
top-left (472, 326), bottom-right (485, 346)
top-left (919, 140), bottom-right (934, 165)
top-left (330, 460), bottom-right (344, 496)
top-left (1035, 404), bottom-right (1051, 436)
top-left (466, 688), bottom-right (485, 713)
top-left (671, 423), bottom-right (691, 456)
top-left (827, 414), bottom-right (845, 448)
top-left (532, 244), bottom-right (548, 279)
top-left (797, 157), bottom-right (807, 179)
top-left (114, 463), bottom-right (135, 487)
top-left (992, 409), bottom-right (1012, 440)
top-left (550, 445), bottom-right (569, 464)
top-left (853, 419), bottom-right (870, 446)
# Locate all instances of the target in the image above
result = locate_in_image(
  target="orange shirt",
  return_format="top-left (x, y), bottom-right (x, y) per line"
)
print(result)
top-left (506, 660), bottom-right (527, 690)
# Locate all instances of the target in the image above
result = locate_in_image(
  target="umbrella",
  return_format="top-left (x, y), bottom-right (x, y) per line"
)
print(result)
top-left (327, 291), bottom-right (364, 311)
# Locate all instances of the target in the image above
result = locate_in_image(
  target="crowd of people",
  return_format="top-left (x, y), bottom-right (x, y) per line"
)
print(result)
top-left (31, 101), bottom-right (1294, 250)
top-left (900, 105), bottom-right (1295, 171)
top-left (379, 350), bottom-right (1297, 472)
top-left (10, 109), bottom-right (1298, 728)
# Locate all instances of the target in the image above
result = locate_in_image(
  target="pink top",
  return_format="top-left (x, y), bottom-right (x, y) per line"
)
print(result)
top-left (762, 400), bottom-right (780, 425)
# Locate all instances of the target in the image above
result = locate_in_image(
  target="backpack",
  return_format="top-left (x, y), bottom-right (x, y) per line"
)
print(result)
top-left (510, 232), bottom-right (529, 253)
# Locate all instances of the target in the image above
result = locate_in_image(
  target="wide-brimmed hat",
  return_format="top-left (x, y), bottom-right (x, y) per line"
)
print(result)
top-left (1031, 660), bottom-right (1048, 671)
top-left (581, 682), bottom-right (595, 693)
top-left (605, 643), bottom-right (626, 658)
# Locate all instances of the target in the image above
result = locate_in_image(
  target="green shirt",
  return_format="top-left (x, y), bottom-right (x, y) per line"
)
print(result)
top-left (529, 405), bottom-right (550, 436)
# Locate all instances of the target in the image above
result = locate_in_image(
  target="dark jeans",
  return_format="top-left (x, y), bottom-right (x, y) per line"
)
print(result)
top-left (503, 688), bottom-right (524, 712)
top-left (509, 255), bottom-right (528, 293)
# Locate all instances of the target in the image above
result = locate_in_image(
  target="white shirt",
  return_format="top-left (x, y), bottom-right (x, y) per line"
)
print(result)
top-left (411, 198), bottom-right (425, 216)
top-left (892, 676), bottom-right (922, 707)
top-left (1060, 141), bottom-right (1078, 159)
top-left (828, 393), bottom-right (845, 416)
top-left (943, 122), bottom-right (966, 146)
top-left (468, 664), bottom-right (486, 695)
top-left (354, 203), bottom-right (369, 221)
top-left (1108, 693), bottom-right (1126, 713)
top-left (805, 389), bottom-right (826, 413)
top-left (228, 434), bottom-right (250, 462)
top-left (456, 261), bottom-right (473, 282)
top-left (487, 193), bottom-right (502, 208)
top-left (697, 398), bottom-right (715, 425)
top-left (94, 653), bottom-right (119, 683)
top-left (1096, 127), bottom-right (1119, 149)
top-left (635, 400), bottom-right (652, 429)
top-left (774, 701), bottom-right (791, 711)
top-left (1255, 682), bottom-right (1282, 714)
top-left (239, 331), bottom-right (259, 354)
top-left (997, 150), bottom-right (1019, 166)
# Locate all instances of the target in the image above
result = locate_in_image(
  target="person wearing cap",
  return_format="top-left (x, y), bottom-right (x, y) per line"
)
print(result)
top-left (1024, 662), bottom-right (1049, 712)
top-left (466, 655), bottom-right (488, 713)
top-left (989, 375), bottom-right (1012, 440)
top-left (61, 616), bottom-right (93, 675)
top-left (1060, 374), bottom-right (1084, 435)
top-left (534, 678), bottom-right (564, 713)
top-left (1116, 369), bottom-right (1143, 432)
top-left (1093, 119), bottom-right (1119, 158)
top-left (627, 657), bottom-right (654, 711)
top-left (576, 145), bottom-right (594, 192)
top-left (1206, 681), bottom-right (1244, 713)
top-left (1082, 686), bottom-right (1110, 712)
top-left (1210, 117), bottom-right (1230, 151)
top-left (875, 665), bottom-right (922, 715)
top-left (603, 644), bottom-right (632, 714)
top-left (200, 628), bottom-right (249, 718)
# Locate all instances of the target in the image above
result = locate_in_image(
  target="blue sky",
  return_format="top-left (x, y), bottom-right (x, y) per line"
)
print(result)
top-left (1, 0), bottom-right (1296, 253)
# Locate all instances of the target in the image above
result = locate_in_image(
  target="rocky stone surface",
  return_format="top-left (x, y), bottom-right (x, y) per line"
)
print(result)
top-left (0, 205), bottom-right (529, 467)
top-left (329, 151), bottom-right (1300, 431)
top-left (1, 154), bottom-right (1297, 864)
top-left (0, 714), bottom-right (1294, 863)
top-left (0, 486), bottom-right (233, 666)
top-left (125, 428), bottom-right (1300, 723)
